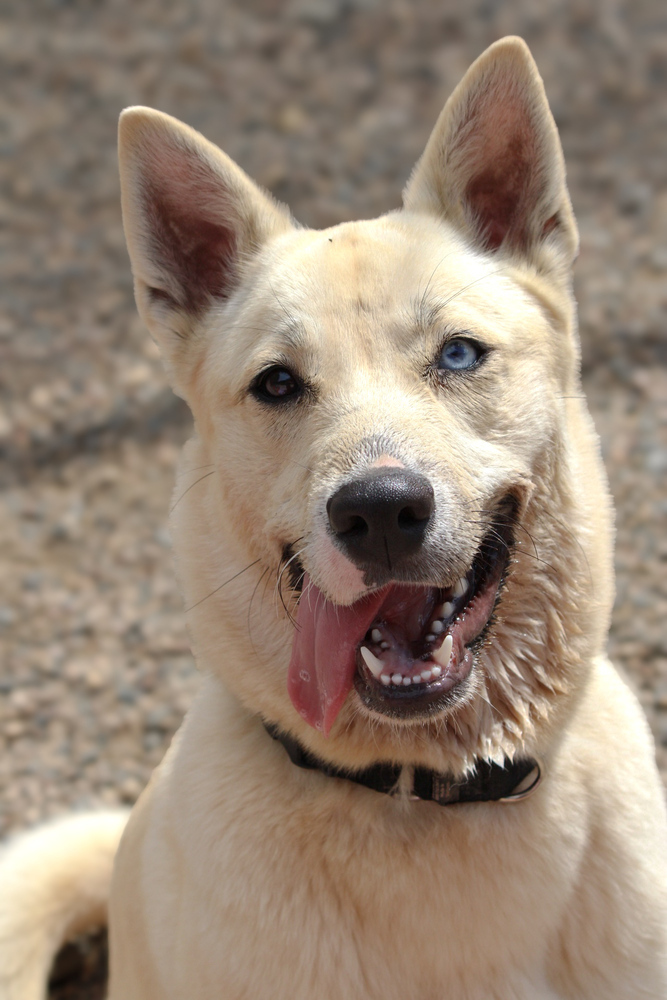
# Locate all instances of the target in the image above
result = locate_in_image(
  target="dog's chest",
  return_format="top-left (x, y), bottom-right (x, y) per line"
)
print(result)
top-left (147, 796), bottom-right (569, 998)
top-left (139, 691), bottom-right (578, 1000)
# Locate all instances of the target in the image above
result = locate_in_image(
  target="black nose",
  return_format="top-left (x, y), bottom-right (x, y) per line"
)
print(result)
top-left (327, 467), bottom-right (435, 570)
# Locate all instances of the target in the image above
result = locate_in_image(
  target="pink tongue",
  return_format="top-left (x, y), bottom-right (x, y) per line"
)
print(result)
top-left (287, 575), bottom-right (386, 735)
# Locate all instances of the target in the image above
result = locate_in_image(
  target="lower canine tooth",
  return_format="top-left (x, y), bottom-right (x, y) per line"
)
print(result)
top-left (360, 645), bottom-right (384, 679)
top-left (432, 633), bottom-right (453, 669)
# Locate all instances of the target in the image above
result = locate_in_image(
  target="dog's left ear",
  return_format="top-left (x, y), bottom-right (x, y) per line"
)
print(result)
top-left (403, 37), bottom-right (578, 274)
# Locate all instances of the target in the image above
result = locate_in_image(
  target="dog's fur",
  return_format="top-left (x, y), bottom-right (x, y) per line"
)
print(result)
top-left (1, 36), bottom-right (666, 1000)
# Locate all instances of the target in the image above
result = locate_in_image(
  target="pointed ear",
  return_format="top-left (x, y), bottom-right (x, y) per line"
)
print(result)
top-left (118, 108), bottom-right (293, 389)
top-left (403, 37), bottom-right (577, 273)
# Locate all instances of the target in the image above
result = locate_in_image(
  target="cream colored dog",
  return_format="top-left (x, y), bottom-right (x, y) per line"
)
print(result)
top-left (1, 36), bottom-right (667, 1000)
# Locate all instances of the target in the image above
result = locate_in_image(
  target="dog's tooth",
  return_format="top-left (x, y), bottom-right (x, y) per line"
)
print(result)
top-left (402, 676), bottom-right (412, 686)
top-left (420, 669), bottom-right (432, 682)
top-left (371, 628), bottom-right (382, 643)
top-left (360, 646), bottom-right (384, 679)
top-left (453, 577), bottom-right (468, 599)
top-left (425, 633), bottom-right (435, 643)
top-left (412, 674), bottom-right (423, 684)
top-left (380, 641), bottom-right (390, 650)
top-left (380, 674), bottom-right (391, 686)
top-left (431, 665), bottom-right (442, 678)
top-left (391, 673), bottom-right (403, 686)
top-left (431, 620), bottom-right (444, 634)
top-left (437, 601), bottom-right (454, 619)
top-left (432, 633), bottom-right (453, 669)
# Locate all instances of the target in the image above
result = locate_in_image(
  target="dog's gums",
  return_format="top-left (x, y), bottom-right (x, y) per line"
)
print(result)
top-left (288, 502), bottom-right (515, 733)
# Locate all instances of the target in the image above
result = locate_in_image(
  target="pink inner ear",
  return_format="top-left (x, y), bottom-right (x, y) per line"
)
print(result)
top-left (464, 141), bottom-right (533, 252)
top-left (138, 143), bottom-right (239, 316)
top-left (145, 183), bottom-right (237, 314)
top-left (454, 87), bottom-right (547, 254)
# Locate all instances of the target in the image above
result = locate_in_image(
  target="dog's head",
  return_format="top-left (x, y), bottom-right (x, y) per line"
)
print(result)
top-left (119, 37), bottom-right (613, 773)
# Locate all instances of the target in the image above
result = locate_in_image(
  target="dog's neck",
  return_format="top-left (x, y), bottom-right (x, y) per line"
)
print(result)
top-left (264, 722), bottom-right (542, 806)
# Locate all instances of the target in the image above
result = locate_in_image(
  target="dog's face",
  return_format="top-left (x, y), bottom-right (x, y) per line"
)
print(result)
top-left (119, 37), bottom-right (613, 772)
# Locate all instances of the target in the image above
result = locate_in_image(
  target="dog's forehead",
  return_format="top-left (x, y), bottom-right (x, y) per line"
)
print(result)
top-left (272, 216), bottom-right (478, 313)
top-left (246, 214), bottom-right (550, 347)
top-left (230, 214), bottom-right (520, 360)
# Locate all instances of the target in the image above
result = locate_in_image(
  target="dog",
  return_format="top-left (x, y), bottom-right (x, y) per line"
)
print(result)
top-left (1, 35), bottom-right (666, 1000)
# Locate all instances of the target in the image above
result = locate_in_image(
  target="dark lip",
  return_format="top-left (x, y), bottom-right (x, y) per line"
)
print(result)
top-left (354, 664), bottom-right (475, 720)
top-left (281, 543), bottom-right (306, 594)
top-left (352, 494), bottom-right (518, 721)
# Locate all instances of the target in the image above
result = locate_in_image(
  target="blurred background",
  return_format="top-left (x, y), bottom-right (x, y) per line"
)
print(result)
top-left (1, 0), bottom-right (666, 845)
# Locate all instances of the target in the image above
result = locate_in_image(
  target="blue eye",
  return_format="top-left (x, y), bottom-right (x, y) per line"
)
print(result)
top-left (437, 338), bottom-right (482, 371)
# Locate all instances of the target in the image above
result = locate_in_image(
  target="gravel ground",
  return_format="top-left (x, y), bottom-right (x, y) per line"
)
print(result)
top-left (1, 0), bottom-right (666, 990)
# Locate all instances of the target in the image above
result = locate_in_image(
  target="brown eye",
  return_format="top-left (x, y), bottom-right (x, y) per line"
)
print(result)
top-left (253, 366), bottom-right (302, 402)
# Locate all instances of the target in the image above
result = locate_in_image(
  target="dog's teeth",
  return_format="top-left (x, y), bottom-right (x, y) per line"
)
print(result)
top-left (391, 674), bottom-right (403, 685)
top-left (371, 628), bottom-right (382, 643)
top-left (438, 601), bottom-right (454, 619)
top-left (432, 633), bottom-right (453, 669)
top-left (380, 641), bottom-right (390, 650)
top-left (412, 674), bottom-right (423, 683)
top-left (360, 646), bottom-right (384, 679)
top-left (431, 665), bottom-right (442, 678)
top-left (380, 674), bottom-right (391, 686)
top-left (402, 676), bottom-right (412, 686)
top-left (425, 633), bottom-right (435, 643)
top-left (431, 620), bottom-right (444, 634)
top-left (453, 577), bottom-right (468, 599)
top-left (420, 669), bottom-right (432, 682)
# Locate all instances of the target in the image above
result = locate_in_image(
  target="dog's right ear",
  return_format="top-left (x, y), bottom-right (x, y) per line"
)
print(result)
top-left (118, 108), bottom-right (292, 394)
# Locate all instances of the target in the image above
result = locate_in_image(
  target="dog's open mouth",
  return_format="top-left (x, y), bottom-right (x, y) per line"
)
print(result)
top-left (288, 498), bottom-right (517, 734)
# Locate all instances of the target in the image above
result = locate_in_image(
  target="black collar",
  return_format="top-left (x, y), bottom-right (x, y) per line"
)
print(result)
top-left (264, 722), bottom-right (542, 806)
